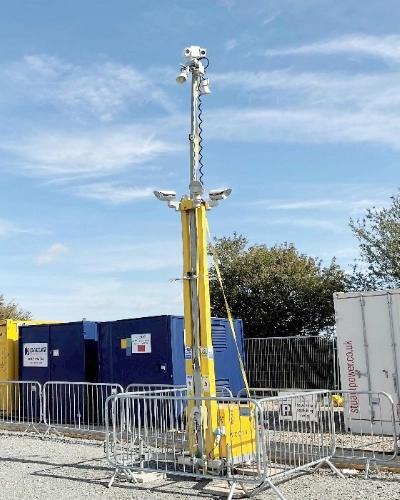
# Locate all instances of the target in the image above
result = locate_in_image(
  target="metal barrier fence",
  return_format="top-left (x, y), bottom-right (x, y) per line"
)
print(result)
top-left (42, 382), bottom-right (124, 436)
top-left (245, 336), bottom-right (339, 390)
top-left (105, 389), bottom-right (345, 499)
top-left (0, 380), bottom-right (42, 434)
top-left (105, 389), bottom-right (269, 498)
top-left (257, 390), bottom-right (343, 495)
top-left (239, 387), bottom-right (399, 479)
top-left (331, 390), bottom-right (398, 477)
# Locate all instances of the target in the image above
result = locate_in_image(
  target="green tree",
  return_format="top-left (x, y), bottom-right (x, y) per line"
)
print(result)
top-left (0, 294), bottom-right (32, 321)
top-left (208, 233), bottom-right (346, 338)
top-left (348, 189), bottom-right (400, 291)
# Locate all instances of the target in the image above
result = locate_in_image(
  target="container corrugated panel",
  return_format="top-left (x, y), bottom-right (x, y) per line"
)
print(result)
top-left (212, 318), bottom-right (246, 397)
top-left (98, 315), bottom-right (246, 396)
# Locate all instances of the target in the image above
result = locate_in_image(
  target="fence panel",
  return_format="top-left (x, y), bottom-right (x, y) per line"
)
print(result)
top-left (0, 380), bottom-right (42, 433)
top-left (257, 390), bottom-right (342, 491)
top-left (43, 382), bottom-right (124, 436)
top-left (105, 389), bottom-right (268, 497)
top-left (245, 336), bottom-right (339, 390)
top-left (331, 390), bottom-right (398, 477)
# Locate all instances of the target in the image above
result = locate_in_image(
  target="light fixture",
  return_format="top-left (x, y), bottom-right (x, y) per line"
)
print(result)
top-left (199, 78), bottom-right (211, 95)
top-left (176, 66), bottom-right (189, 84)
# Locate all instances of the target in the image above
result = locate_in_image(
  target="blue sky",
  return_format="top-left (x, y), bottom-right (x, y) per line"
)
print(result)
top-left (1, 0), bottom-right (399, 322)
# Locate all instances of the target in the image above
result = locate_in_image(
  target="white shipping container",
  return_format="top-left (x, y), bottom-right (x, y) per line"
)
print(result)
top-left (334, 289), bottom-right (400, 435)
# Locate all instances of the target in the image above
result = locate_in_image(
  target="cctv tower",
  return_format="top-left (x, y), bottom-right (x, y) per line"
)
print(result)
top-left (155, 47), bottom-right (254, 472)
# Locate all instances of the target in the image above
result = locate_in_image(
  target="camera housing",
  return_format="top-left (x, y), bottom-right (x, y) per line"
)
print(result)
top-left (153, 190), bottom-right (177, 202)
top-left (183, 46), bottom-right (207, 59)
top-left (209, 188), bottom-right (232, 201)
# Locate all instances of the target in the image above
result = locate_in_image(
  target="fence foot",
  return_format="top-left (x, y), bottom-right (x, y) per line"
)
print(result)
top-left (364, 459), bottom-right (379, 479)
top-left (108, 467), bottom-right (137, 488)
top-left (316, 459), bottom-right (345, 479)
top-left (227, 481), bottom-right (236, 500)
top-left (22, 424), bottom-right (40, 437)
top-left (42, 426), bottom-right (61, 439)
top-left (265, 479), bottom-right (287, 500)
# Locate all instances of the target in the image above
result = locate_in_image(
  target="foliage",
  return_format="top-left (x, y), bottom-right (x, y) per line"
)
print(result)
top-left (208, 233), bottom-right (346, 338)
top-left (348, 190), bottom-right (400, 290)
top-left (0, 294), bottom-right (32, 321)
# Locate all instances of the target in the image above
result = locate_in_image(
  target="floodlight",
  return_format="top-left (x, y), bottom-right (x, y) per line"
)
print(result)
top-left (176, 66), bottom-right (189, 84)
top-left (199, 78), bottom-right (211, 95)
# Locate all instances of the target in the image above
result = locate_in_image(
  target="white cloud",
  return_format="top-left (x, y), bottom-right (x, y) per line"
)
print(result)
top-left (266, 200), bottom-right (342, 210)
top-left (11, 276), bottom-right (184, 321)
top-left (213, 69), bottom-right (400, 112)
top-left (1, 54), bottom-right (176, 120)
top-left (262, 12), bottom-right (280, 25)
top-left (289, 218), bottom-right (343, 232)
top-left (36, 244), bottom-right (68, 265)
top-left (65, 240), bottom-right (182, 275)
top-left (0, 218), bottom-right (50, 237)
top-left (84, 299), bottom-right (113, 309)
top-left (136, 300), bottom-right (158, 311)
top-left (72, 182), bottom-right (155, 204)
top-left (0, 219), bottom-right (16, 236)
top-left (2, 126), bottom-right (181, 180)
top-left (209, 66), bottom-right (400, 149)
top-left (245, 187), bottom-right (394, 216)
top-left (225, 40), bottom-right (239, 52)
top-left (263, 34), bottom-right (400, 63)
top-left (205, 106), bottom-right (400, 149)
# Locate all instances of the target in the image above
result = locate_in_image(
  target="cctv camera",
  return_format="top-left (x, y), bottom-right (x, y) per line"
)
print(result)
top-left (209, 188), bottom-right (232, 201)
top-left (183, 46), bottom-right (207, 59)
top-left (154, 190), bottom-right (177, 202)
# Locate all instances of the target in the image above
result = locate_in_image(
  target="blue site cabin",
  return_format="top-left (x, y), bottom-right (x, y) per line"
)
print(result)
top-left (98, 315), bottom-right (246, 396)
top-left (18, 321), bottom-right (98, 384)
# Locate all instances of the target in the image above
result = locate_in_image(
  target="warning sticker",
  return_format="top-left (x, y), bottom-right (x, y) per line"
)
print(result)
top-left (202, 376), bottom-right (210, 393)
top-left (184, 347), bottom-right (192, 360)
top-left (200, 347), bottom-right (214, 359)
top-left (131, 333), bottom-right (152, 354)
top-left (186, 375), bottom-right (193, 394)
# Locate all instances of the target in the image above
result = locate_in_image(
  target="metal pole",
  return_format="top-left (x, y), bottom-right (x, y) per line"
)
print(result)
top-left (189, 68), bottom-right (198, 186)
top-left (187, 66), bottom-right (205, 458)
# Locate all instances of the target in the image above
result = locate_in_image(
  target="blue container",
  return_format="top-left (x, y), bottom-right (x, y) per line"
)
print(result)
top-left (18, 321), bottom-right (98, 423)
top-left (19, 321), bottom-right (98, 384)
top-left (98, 315), bottom-right (245, 396)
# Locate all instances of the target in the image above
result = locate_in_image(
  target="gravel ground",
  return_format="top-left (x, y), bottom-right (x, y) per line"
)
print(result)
top-left (1, 431), bottom-right (400, 500)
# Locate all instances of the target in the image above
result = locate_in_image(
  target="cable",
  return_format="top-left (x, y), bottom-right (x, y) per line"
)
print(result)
top-left (197, 77), bottom-right (205, 186)
top-left (200, 57), bottom-right (210, 69)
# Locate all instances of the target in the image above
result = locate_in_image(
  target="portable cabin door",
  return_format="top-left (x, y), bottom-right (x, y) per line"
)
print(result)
top-left (335, 291), bottom-right (400, 435)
